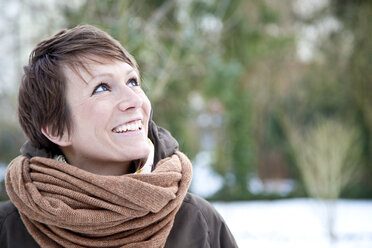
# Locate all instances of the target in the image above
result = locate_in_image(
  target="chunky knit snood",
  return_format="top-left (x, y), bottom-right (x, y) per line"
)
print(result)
top-left (6, 151), bottom-right (192, 248)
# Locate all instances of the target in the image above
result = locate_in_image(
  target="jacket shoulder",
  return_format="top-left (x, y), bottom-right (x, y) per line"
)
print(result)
top-left (0, 200), bottom-right (39, 248)
top-left (0, 200), bottom-right (18, 227)
top-left (165, 193), bottom-right (238, 248)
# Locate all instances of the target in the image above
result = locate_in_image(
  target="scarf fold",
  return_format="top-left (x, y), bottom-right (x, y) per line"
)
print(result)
top-left (6, 151), bottom-right (192, 248)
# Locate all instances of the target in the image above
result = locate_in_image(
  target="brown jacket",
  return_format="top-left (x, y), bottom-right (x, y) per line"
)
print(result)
top-left (0, 192), bottom-right (237, 247)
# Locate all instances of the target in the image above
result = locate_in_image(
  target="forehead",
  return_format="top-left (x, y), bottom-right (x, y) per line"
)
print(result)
top-left (62, 57), bottom-right (138, 84)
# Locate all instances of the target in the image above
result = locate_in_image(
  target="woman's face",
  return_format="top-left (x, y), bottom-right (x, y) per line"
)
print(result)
top-left (61, 58), bottom-right (151, 175)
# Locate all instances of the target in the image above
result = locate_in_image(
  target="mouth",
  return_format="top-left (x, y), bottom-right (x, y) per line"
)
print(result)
top-left (112, 119), bottom-right (143, 133)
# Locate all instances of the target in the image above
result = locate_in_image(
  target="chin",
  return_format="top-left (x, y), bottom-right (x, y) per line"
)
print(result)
top-left (126, 145), bottom-right (151, 161)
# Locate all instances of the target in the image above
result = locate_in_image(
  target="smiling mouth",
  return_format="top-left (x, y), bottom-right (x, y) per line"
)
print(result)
top-left (112, 120), bottom-right (143, 133)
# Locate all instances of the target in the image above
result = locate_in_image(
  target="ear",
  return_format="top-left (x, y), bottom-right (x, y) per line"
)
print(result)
top-left (41, 126), bottom-right (72, 147)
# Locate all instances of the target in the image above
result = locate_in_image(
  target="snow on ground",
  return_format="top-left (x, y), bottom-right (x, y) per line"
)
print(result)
top-left (212, 199), bottom-right (372, 248)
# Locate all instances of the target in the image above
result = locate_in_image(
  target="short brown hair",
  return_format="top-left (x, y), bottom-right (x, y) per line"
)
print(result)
top-left (18, 25), bottom-right (138, 154)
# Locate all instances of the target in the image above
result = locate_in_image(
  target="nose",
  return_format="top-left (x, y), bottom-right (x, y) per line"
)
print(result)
top-left (117, 87), bottom-right (143, 111)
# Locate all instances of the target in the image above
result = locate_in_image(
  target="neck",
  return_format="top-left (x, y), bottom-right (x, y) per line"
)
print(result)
top-left (60, 148), bottom-right (133, 176)
top-left (73, 160), bottom-right (133, 176)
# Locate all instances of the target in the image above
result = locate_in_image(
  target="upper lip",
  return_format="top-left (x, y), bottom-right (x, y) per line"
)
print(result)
top-left (112, 118), bottom-right (143, 131)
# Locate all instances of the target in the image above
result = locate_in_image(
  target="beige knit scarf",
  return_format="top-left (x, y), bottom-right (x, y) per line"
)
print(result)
top-left (5, 151), bottom-right (192, 248)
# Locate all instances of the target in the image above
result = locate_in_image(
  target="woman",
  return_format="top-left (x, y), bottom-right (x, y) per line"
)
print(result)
top-left (0, 25), bottom-right (237, 247)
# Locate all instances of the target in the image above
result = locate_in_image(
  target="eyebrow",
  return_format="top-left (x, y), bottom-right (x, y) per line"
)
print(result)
top-left (87, 69), bottom-right (137, 84)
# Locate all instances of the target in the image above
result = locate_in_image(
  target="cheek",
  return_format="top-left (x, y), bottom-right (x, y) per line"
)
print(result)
top-left (140, 92), bottom-right (151, 113)
top-left (144, 98), bottom-right (152, 114)
top-left (139, 93), bottom-right (151, 134)
top-left (74, 101), bottom-right (112, 127)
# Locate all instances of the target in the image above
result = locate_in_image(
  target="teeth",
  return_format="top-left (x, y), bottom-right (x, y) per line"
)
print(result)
top-left (113, 120), bottom-right (142, 133)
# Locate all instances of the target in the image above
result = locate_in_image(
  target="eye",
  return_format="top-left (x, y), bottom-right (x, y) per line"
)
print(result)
top-left (127, 78), bottom-right (140, 87)
top-left (92, 83), bottom-right (110, 95)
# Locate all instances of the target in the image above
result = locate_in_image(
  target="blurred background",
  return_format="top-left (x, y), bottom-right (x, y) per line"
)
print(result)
top-left (0, 0), bottom-right (371, 247)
